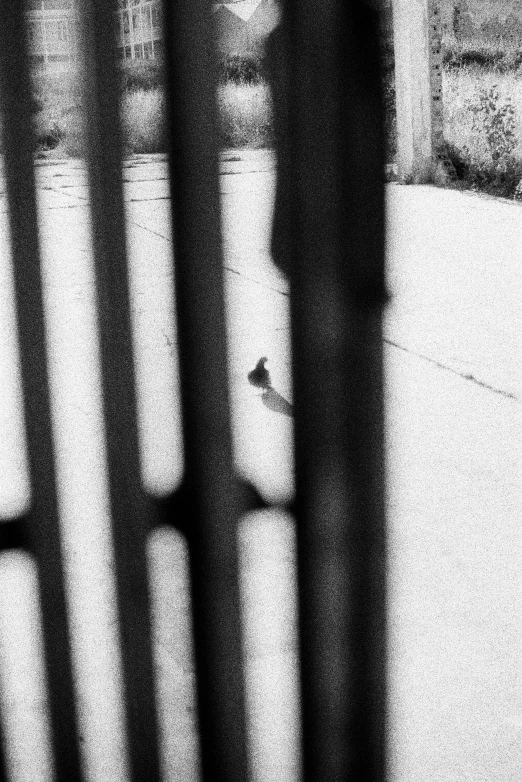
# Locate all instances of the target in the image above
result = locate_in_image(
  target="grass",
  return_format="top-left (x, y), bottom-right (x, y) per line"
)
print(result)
top-left (381, 32), bottom-right (522, 198)
top-left (14, 37), bottom-right (522, 199)
top-left (24, 59), bottom-right (273, 158)
top-left (444, 35), bottom-right (522, 72)
top-left (217, 82), bottom-right (273, 149)
top-left (31, 69), bottom-right (83, 156)
top-left (444, 66), bottom-right (522, 154)
top-left (439, 44), bottom-right (522, 197)
top-left (121, 88), bottom-right (166, 155)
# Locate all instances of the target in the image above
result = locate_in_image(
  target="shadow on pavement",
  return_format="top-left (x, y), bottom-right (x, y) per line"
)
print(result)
top-left (262, 388), bottom-right (293, 417)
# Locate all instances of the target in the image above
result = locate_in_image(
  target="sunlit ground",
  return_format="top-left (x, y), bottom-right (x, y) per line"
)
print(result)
top-left (0, 152), bottom-right (520, 782)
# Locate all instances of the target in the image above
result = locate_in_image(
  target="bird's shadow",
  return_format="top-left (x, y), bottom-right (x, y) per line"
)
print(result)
top-left (261, 387), bottom-right (293, 417)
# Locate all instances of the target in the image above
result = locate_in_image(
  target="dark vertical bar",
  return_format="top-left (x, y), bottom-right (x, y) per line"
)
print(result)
top-left (0, 702), bottom-right (12, 782)
top-left (0, 519), bottom-right (29, 553)
top-left (161, 1), bottom-right (250, 780)
top-left (76, 3), bottom-right (161, 781)
top-left (281, 1), bottom-right (388, 780)
top-left (0, 4), bottom-right (84, 782)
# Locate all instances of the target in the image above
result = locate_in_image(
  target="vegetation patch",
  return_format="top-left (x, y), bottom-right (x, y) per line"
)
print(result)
top-left (443, 36), bottom-right (522, 72)
top-left (17, 19), bottom-right (522, 200)
top-left (122, 88), bottom-right (167, 155)
top-left (31, 70), bottom-right (83, 155)
top-left (441, 59), bottom-right (522, 198)
top-left (118, 58), bottom-right (165, 92)
top-left (24, 54), bottom-right (273, 158)
top-left (218, 82), bottom-right (273, 149)
top-left (218, 52), bottom-right (266, 85)
top-left (385, 16), bottom-right (522, 198)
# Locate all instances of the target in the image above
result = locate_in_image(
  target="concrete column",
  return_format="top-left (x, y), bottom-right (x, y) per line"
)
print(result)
top-left (392, 0), bottom-right (443, 182)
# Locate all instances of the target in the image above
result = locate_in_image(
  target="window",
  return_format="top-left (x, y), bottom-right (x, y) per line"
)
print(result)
top-left (58, 21), bottom-right (69, 42)
top-left (151, 3), bottom-right (161, 29)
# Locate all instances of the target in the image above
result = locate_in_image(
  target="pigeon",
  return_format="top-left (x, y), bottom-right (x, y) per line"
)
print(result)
top-left (248, 357), bottom-right (271, 390)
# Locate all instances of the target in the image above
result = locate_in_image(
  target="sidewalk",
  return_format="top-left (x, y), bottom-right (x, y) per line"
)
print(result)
top-left (0, 151), bottom-right (520, 782)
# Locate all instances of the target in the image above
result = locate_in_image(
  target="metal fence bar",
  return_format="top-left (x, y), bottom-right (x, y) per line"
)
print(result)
top-left (281, 1), bottom-right (388, 780)
top-left (76, 3), bottom-right (161, 781)
top-left (161, 1), bottom-right (250, 780)
top-left (0, 3), bottom-right (84, 781)
top-left (0, 713), bottom-right (8, 782)
top-left (0, 520), bottom-right (29, 553)
top-left (0, 1), bottom-right (388, 779)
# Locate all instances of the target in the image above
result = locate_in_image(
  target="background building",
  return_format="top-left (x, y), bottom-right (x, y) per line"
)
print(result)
top-left (116, 0), bottom-right (163, 60)
top-left (26, 0), bottom-right (280, 68)
top-left (27, 0), bottom-right (76, 68)
top-left (213, 0), bottom-right (280, 55)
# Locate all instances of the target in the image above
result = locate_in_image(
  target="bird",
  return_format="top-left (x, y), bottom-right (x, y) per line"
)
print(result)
top-left (248, 357), bottom-right (271, 391)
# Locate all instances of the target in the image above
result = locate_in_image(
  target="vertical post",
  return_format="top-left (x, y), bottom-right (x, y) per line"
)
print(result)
top-left (42, 18), bottom-right (49, 66)
top-left (76, 2), bottom-right (161, 780)
top-left (119, 8), bottom-right (125, 57)
top-left (0, 3), bottom-right (84, 780)
top-left (149, 4), bottom-right (155, 59)
top-left (272, 0), bottom-right (388, 780)
top-left (129, 0), bottom-right (135, 58)
top-left (429, 2), bottom-right (444, 153)
top-left (392, 0), bottom-right (443, 182)
top-left (161, 0), bottom-right (250, 778)
top-left (0, 714), bottom-right (10, 782)
top-left (139, 2), bottom-right (144, 58)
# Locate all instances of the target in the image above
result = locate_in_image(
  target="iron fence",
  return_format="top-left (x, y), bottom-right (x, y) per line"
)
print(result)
top-left (0, 0), bottom-right (387, 780)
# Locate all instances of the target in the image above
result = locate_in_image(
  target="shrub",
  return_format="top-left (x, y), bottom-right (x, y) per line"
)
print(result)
top-left (443, 36), bottom-right (522, 73)
top-left (444, 41), bottom-right (502, 70)
top-left (219, 53), bottom-right (265, 85)
top-left (34, 119), bottom-right (64, 150)
top-left (469, 85), bottom-right (517, 161)
top-left (118, 58), bottom-right (165, 92)
top-left (437, 138), bottom-right (522, 198)
top-left (218, 82), bottom-right (273, 148)
top-left (55, 110), bottom-right (85, 158)
top-left (442, 141), bottom-right (470, 180)
top-left (442, 77), bottom-right (522, 198)
top-left (121, 88), bottom-right (167, 154)
top-left (463, 153), bottom-right (522, 197)
top-left (31, 71), bottom-right (83, 155)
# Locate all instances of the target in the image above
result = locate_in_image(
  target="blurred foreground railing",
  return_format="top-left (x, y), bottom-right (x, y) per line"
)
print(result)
top-left (0, 1), bottom-right (387, 781)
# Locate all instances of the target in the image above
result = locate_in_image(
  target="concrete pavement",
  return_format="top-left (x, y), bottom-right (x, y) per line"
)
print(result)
top-left (0, 150), bottom-right (520, 782)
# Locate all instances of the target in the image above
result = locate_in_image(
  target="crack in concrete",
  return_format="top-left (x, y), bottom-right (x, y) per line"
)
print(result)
top-left (384, 337), bottom-right (519, 401)
top-left (224, 264), bottom-right (289, 296)
top-left (106, 217), bottom-right (520, 404)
